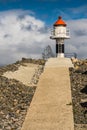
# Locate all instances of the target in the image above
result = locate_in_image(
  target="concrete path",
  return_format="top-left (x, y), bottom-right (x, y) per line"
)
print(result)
top-left (21, 58), bottom-right (74, 130)
top-left (45, 57), bottom-right (74, 68)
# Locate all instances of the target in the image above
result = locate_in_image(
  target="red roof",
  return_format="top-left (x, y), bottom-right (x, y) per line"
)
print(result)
top-left (54, 16), bottom-right (67, 26)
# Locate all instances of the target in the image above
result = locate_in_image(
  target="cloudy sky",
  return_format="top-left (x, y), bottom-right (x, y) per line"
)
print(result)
top-left (0, 0), bottom-right (87, 64)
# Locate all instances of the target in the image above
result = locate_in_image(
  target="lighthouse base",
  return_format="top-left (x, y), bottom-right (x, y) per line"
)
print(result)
top-left (57, 53), bottom-right (64, 58)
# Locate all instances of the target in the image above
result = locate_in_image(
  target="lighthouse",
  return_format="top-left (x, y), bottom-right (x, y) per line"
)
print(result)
top-left (50, 16), bottom-right (70, 58)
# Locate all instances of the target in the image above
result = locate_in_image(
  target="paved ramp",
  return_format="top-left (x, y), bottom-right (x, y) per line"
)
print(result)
top-left (21, 58), bottom-right (74, 130)
top-left (45, 57), bottom-right (74, 68)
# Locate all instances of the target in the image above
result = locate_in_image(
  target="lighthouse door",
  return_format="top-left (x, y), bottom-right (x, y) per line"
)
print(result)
top-left (58, 44), bottom-right (64, 53)
top-left (58, 44), bottom-right (62, 53)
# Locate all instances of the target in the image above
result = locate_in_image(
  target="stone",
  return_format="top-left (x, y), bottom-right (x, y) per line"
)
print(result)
top-left (16, 110), bottom-right (20, 114)
top-left (80, 98), bottom-right (87, 103)
top-left (71, 57), bottom-right (78, 63)
top-left (82, 71), bottom-right (87, 75)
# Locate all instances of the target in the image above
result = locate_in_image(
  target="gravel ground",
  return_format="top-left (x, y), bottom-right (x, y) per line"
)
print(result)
top-left (0, 77), bottom-right (36, 130)
top-left (0, 58), bottom-right (45, 130)
top-left (69, 59), bottom-right (87, 130)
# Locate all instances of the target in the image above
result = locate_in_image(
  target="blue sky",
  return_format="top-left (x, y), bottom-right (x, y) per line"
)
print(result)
top-left (0, 0), bottom-right (87, 24)
top-left (0, 0), bottom-right (87, 64)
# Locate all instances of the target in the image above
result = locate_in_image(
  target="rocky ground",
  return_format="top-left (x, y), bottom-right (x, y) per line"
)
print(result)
top-left (0, 57), bottom-right (87, 130)
top-left (70, 58), bottom-right (87, 130)
top-left (0, 58), bottom-right (45, 130)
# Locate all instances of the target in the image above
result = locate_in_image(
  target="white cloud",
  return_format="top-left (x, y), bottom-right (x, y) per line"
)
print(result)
top-left (0, 9), bottom-right (53, 65)
top-left (65, 19), bottom-right (87, 59)
top-left (68, 5), bottom-right (87, 16)
top-left (0, 9), bottom-right (87, 65)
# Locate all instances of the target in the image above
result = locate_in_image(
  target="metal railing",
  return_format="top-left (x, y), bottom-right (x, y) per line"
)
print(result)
top-left (51, 29), bottom-right (70, 37)
top-left (65, 53), bottom-right (77, 58)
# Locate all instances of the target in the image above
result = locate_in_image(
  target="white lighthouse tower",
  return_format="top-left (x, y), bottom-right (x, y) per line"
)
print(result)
top-left (50, 16), bottom-right (70, 58)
